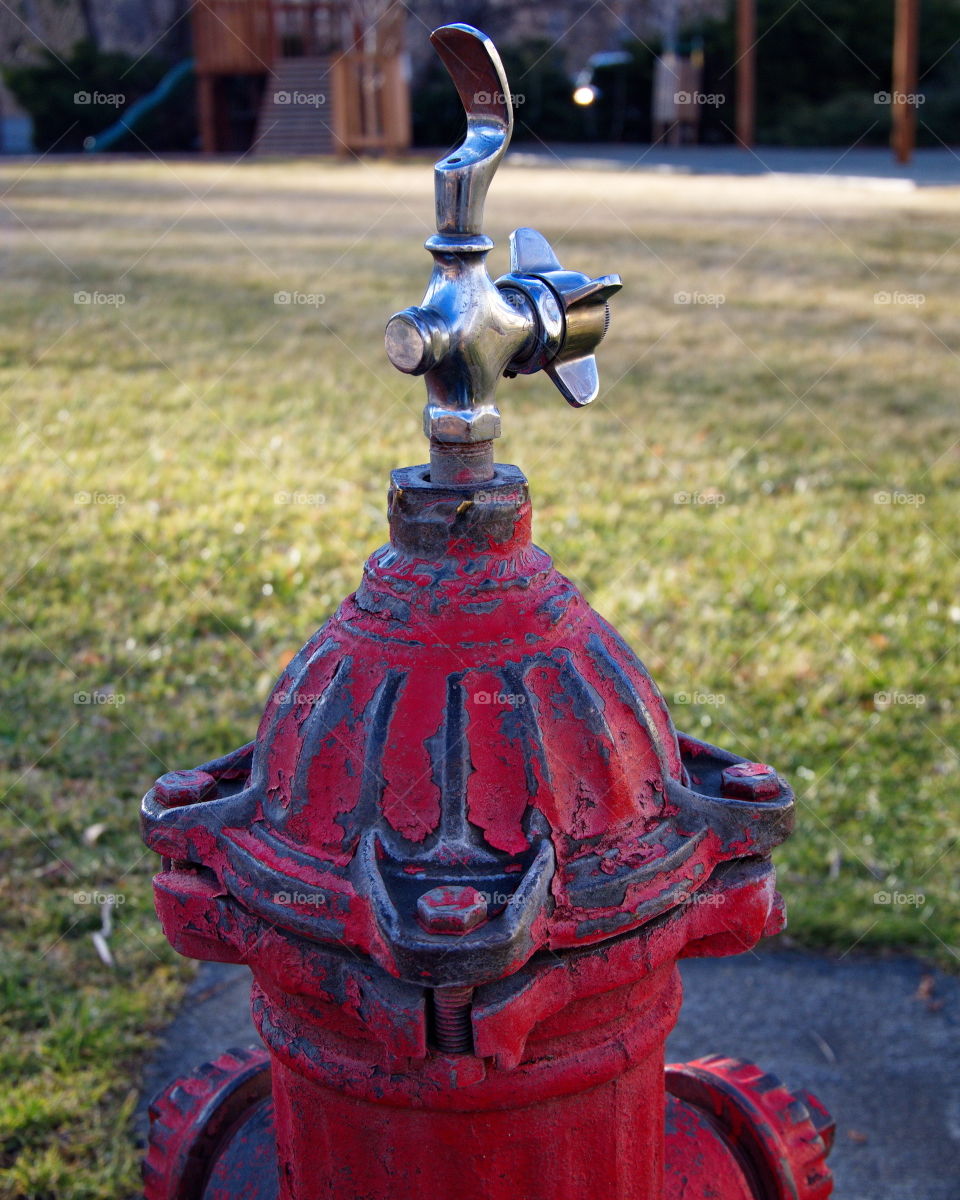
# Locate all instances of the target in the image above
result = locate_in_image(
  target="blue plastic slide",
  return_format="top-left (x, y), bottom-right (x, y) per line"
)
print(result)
top-left (84, 58), bottom-right (195, 152)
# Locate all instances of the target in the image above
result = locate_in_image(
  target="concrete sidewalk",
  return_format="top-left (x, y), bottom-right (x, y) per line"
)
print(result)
top-left (505, 144), bottom-right (960, 188)
top-left (139, 949), bottom-right (959, 1199)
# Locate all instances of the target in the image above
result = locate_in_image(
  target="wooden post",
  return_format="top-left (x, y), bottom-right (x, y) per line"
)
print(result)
top-left (385, 55), bottom-right (411, 154)
top-left (331, 56), bottom-right (352, 156)
top-left (735, 0), bottom-right (756, 148)
top-left (892, 0), bottom-right (921, 164)
top-left (197, 73), bottom-right (217, 154)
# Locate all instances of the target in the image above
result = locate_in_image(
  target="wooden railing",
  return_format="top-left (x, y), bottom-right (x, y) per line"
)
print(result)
top-left (331, 51), bottom-right (410, 154)
top-left (271, 1), bottom-right (342, 59)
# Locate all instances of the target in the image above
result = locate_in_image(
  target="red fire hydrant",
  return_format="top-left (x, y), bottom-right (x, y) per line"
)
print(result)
top-left (142, 23), bottom-right (835, 1200)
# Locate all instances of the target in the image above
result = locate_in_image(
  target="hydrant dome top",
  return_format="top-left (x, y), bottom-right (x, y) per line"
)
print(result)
top-left (142, 465), bottom-right (796, 985)
top-left (251, 532), bottom-right (683, 861)
top-left (240, 467), bottom-right (688, 963)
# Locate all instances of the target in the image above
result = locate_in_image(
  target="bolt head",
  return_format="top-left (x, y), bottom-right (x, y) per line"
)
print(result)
top-left (417, 885), bottom-right (488, 934)
top-left (153, 769), bottom-right (217, 808)
top-left (720, 762), bottom-right (780, 802)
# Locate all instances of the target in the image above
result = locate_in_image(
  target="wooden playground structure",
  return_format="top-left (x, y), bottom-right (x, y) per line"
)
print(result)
top-left (189, 0), bottom-right (411, 155)
top-left (189, 0), bottom-right (920, 163)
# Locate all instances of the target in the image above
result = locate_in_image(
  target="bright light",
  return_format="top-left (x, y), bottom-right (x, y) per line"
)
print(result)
top-left (573, 85), bottom-right (597, 106)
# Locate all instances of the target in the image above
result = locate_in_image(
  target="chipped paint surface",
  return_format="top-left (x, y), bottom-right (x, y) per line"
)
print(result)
top-left (143, 464), bottom-right (831, 1198)
top-left (143, 467), bottom-right (796, 976)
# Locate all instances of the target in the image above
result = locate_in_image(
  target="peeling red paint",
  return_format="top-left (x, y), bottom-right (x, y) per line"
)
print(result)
top-left (142, 466), bottom-right (829, 1199)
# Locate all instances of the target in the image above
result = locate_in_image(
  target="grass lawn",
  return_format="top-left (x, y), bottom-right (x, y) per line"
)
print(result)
top-left (0, 156), bottom-right (958, 1197)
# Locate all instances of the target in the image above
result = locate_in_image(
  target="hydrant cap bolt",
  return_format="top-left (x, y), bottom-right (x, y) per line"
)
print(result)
top-left (417, 885), bottom-right (488, 934)
top-left (153, 769), bottom-right (216, 808)
top-left (721, 762), bottom-right (781, 802)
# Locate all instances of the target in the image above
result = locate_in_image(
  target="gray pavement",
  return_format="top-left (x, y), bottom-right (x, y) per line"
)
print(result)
top-left (505, 144), bottom-right (960, 188)
top-left (139, 949), bottom-right (959, 1199)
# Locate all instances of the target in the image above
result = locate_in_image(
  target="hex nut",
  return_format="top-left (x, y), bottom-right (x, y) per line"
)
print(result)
top-left (153, 769), bottom-right (217, 808)
top-left (417, 885), bottom-right (488, 934)
top-left (423, 403), bottom-right (501, 443)
top-left (720, 762), bottom-right (781, 802)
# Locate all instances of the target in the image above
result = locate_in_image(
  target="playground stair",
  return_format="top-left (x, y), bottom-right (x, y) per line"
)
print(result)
top-left (253, 57), bottom-right (337, 155)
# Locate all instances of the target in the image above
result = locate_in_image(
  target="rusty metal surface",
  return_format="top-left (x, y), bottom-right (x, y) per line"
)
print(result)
top-left (143, 1047), bottom-right (272, 1200)
top-left (142, 468), bottom-right (794, 983)
top-left (143, 1038), bottom-right (833, 1199)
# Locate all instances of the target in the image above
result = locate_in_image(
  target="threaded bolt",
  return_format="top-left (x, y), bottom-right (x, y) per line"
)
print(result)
top-left (433, 986), bottom-right (474, 1054)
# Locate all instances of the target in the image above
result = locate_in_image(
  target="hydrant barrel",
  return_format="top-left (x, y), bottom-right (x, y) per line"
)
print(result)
top-left (269, 969), bottom-right (675, 1200)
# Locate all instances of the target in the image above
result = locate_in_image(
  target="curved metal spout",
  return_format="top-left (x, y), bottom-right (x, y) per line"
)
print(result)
top-left (430, 24), bottom-right (513, 236)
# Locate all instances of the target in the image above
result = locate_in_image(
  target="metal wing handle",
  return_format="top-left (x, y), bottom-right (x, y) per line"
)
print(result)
top-left (430, 24), bottom-right (514, 236)
top-left (500, 227), bottom-right (622, 408)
